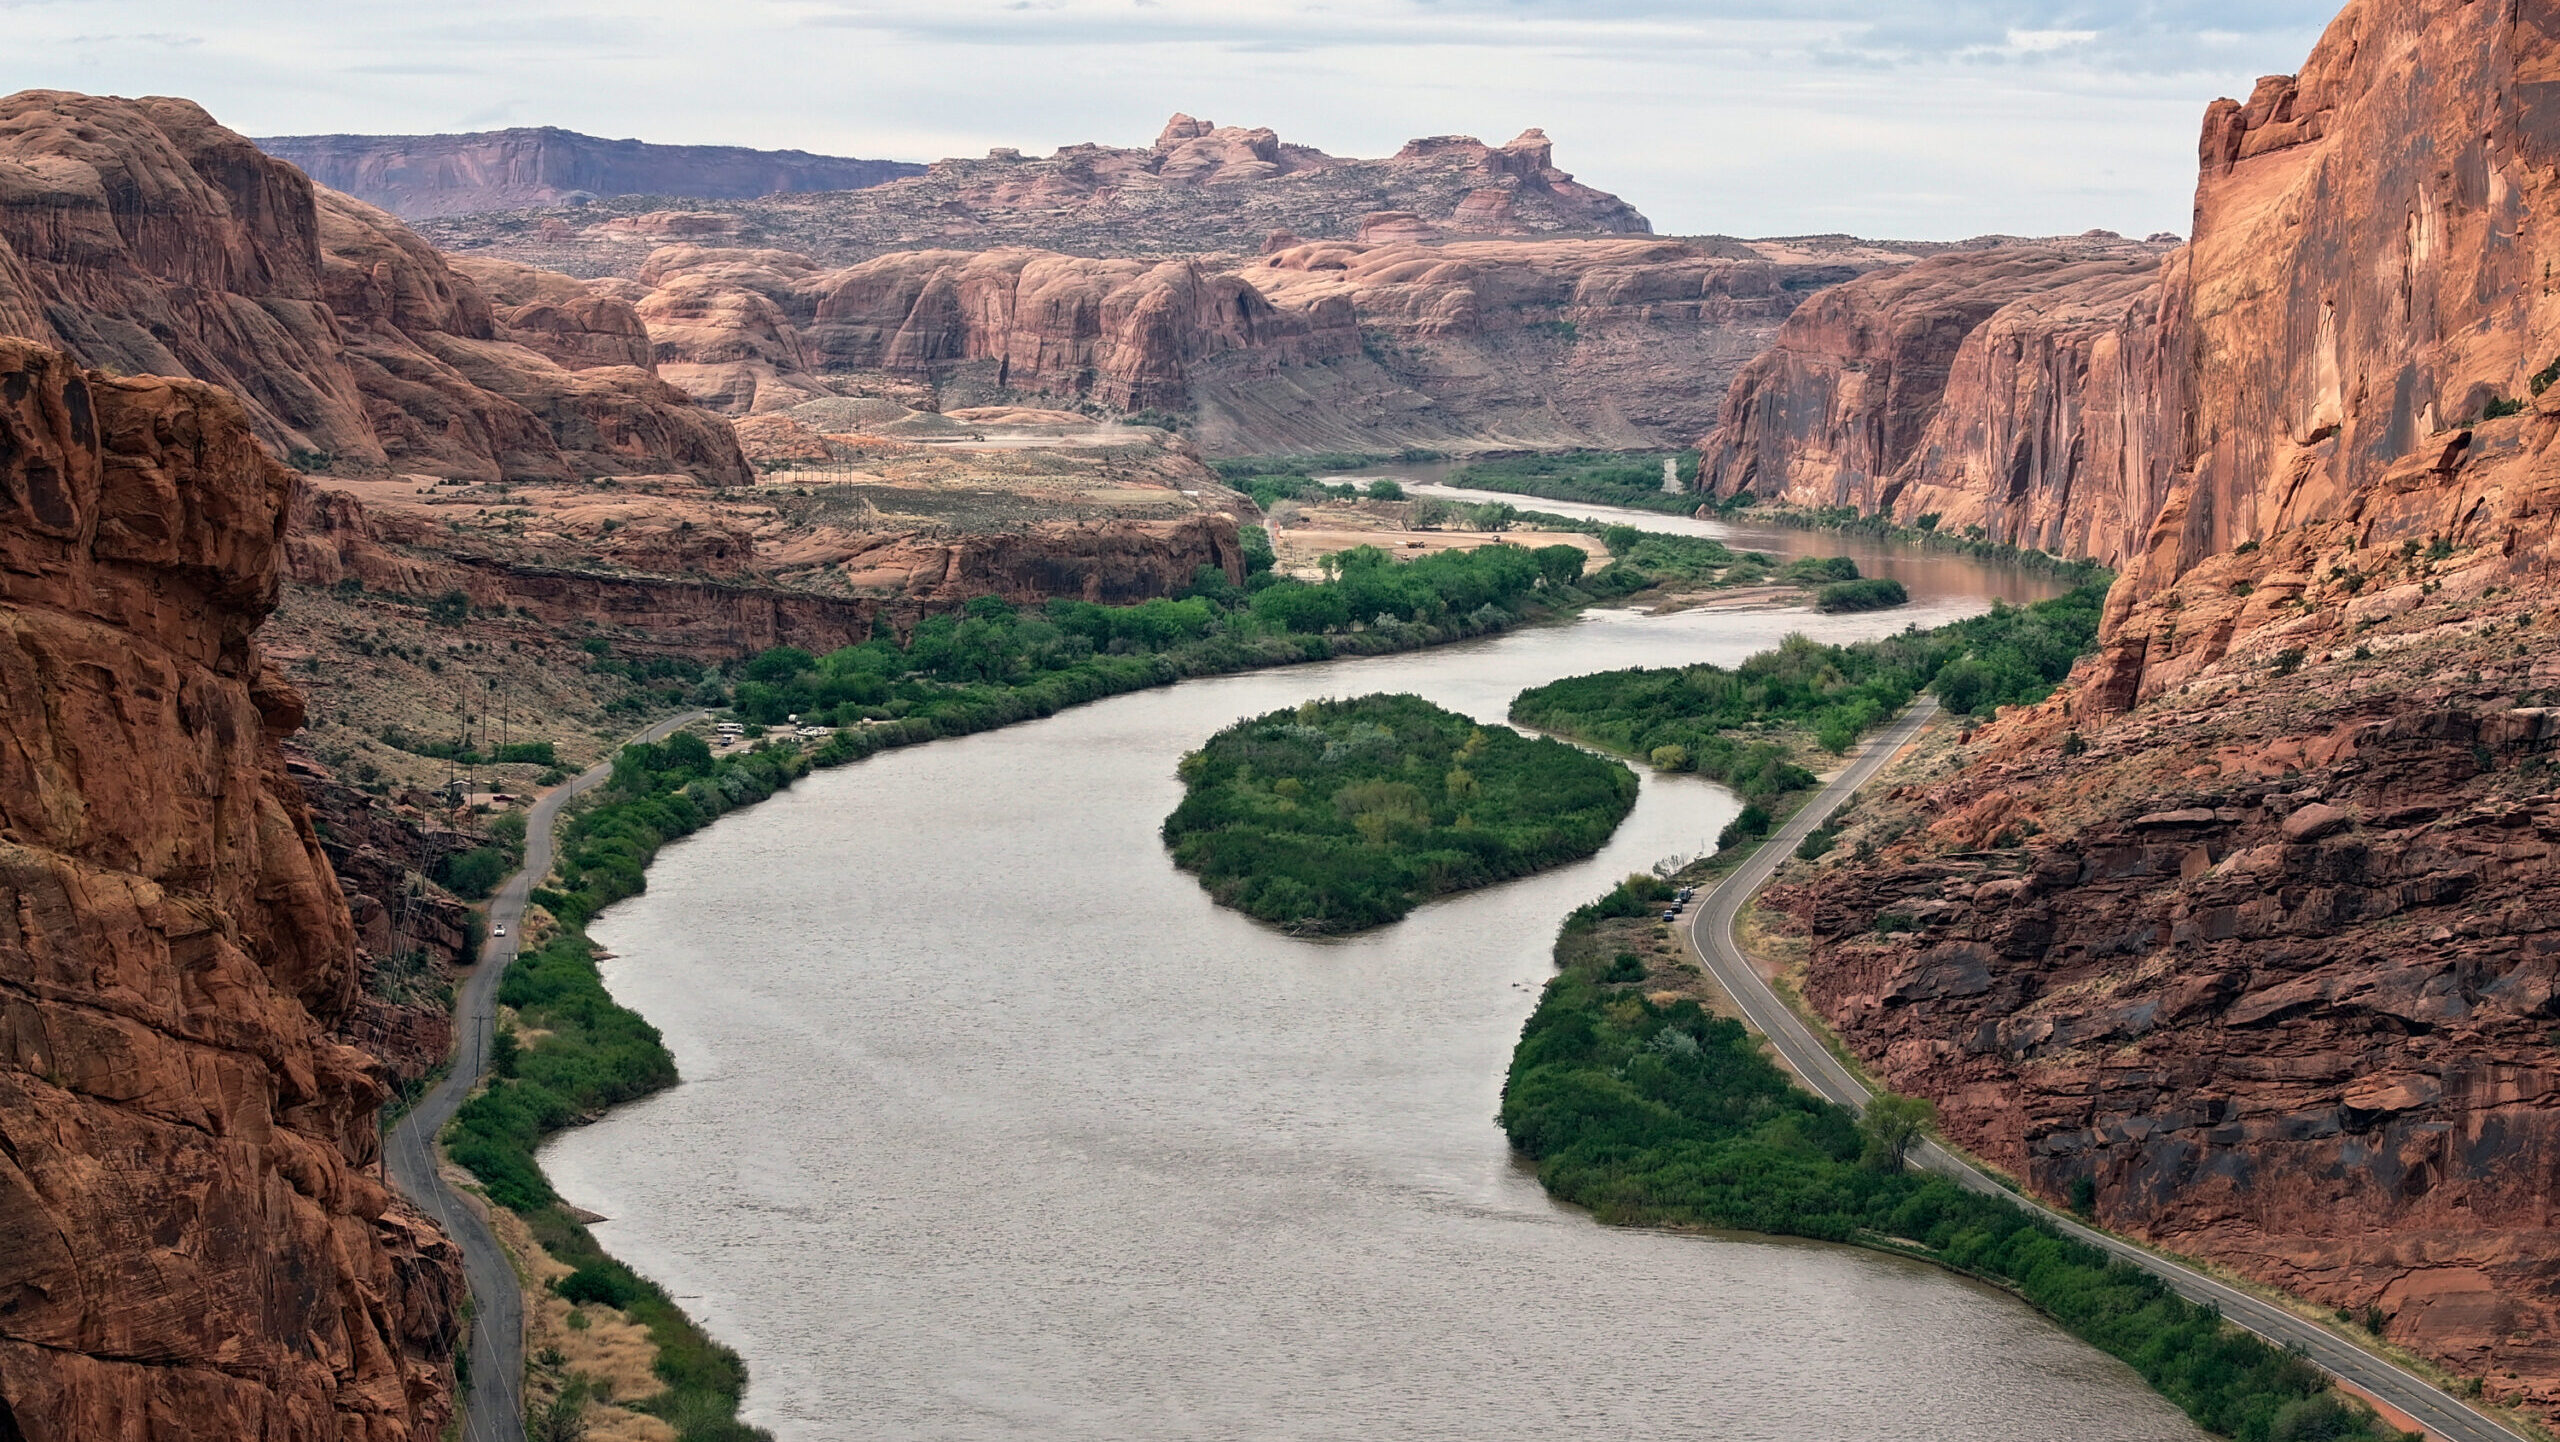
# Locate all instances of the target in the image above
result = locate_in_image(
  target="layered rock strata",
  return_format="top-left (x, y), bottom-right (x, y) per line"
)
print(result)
top-left (1698, 243), bottom-right (2185, 565)
top-left (0, 337), bottom-right (460, 1439)
top-left (284, 481), bottom-right (1246, 653)
top-left (0, 89), bottom-right (748, 486)
top-left (618, 236), bottom-right (1873, 454)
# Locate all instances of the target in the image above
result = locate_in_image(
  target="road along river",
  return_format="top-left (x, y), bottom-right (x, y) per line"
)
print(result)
top-left (540, 524), bottom-right (2211, 1440)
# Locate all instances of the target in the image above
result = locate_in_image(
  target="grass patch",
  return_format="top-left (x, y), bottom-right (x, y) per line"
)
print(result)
top-left (1162, 693), bottom-right (1637, 931)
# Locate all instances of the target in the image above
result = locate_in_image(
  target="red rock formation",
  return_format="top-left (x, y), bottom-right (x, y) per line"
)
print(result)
top-left (0, 337), bottom-right (460, 1439)
top-left (1697, 242), bottom-right (2185, 565)
top-left (1766, 0), bottom-right (2560, 1418)
top-left (629, 236), bottom-right (1869, 453)
top-left (254, 127), bottom-right (922, 220)
top-left (284, 483), bottom-right (1245, 653)
top-left (0, 89), bottom-right (748, 487)
top-left (414, 114), bottom-right (1651, 269)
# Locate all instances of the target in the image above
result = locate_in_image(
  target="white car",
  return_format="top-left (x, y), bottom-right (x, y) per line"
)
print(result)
top-left (493, 923), bottom-right (508, 938)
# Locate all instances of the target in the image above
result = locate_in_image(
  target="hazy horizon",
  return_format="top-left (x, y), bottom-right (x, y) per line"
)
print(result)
top-left (2, 0), bottom-right (2338, 240)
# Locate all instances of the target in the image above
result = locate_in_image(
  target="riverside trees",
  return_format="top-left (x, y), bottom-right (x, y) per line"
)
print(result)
top-left (1162, 693), bottom-right (1637, 931)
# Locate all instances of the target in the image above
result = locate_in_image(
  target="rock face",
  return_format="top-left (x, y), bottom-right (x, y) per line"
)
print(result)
top-left (417, 115), bottom-right (1652, 267)
top-left (1697, 240), bottom-right (2186, 565)
top-left (0, 338), bottom-right (461, 1439)
top-left (622, 236), bottom-right (1872, 453)
top-left (1770, 0), bottom-right (2560, 1420)
top-left (254, 126), bottom-right (924, 220)
top-left (284, 481), bottom-right (1245, 652)
top-left (0, 90), bottom-right (749, 486)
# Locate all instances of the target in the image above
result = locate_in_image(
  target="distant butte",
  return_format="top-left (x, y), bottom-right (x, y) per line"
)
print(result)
top-left (255, 125), bottom-right (924, 220)
top-left (414, 114), bottom-right (1652, 268)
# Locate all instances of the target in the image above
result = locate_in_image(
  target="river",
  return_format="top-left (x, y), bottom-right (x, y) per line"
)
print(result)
top-left (543, 498), bottom-right (2199, 1441)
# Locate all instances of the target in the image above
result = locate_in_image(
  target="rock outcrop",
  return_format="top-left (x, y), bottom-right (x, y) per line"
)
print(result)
top-left (284, 480), bottom-right (1245, 653)
top-left (620, 236), bottom-right (1875, 453)
top-left (1697, 240), bottom-right (2186, 565)
top-left (0, 90), bottom-right (749, 486)
top-left (1769, 0), bottom-right (2560, 1420)
top-left (255, 126), bottom-right (923, 220)
top-left (416, 115), bottom-right (1651, 268)
top-left (0, 337), bottom-right (461, 1439)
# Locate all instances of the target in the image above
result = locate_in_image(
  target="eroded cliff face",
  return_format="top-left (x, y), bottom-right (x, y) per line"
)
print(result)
top-left (284, 480), bottom-right (1245, 654)
top-left (0, 338), bottom-right (460, 1439)
top-left (0, 89), bottom-right (748, 487)
top-left (617, 235), bottom-right (1869, 454)
top-left (1776, 0), bottom-right (2560, 1419)
top-left (1697, 240), bottom-right (2186, 566)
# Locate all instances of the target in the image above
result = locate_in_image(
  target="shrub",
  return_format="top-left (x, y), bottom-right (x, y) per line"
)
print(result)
top-left (439, 846), bottom-right (512, 900)
top-left (1814, 577), bottom-right (1910, 613)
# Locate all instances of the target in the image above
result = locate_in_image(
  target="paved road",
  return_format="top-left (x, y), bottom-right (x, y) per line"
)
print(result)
top-left (385, 710), bottom-right (707, 1442)
top-left (1684, 699), bottom-right (2520, 1442)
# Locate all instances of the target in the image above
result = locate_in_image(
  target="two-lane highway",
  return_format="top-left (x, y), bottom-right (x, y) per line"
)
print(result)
top-left (385, 710), bottom-right (706, 1442)
top-left (1684, 699), bottom-right (2522, 1442)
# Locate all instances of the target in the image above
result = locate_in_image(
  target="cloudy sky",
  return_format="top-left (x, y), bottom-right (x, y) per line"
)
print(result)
top-left (2, 0), bottom-right (2337, 238)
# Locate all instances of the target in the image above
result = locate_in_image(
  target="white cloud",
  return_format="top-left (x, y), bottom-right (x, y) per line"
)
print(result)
top-left (0, 0), bottom-right (2334, 238)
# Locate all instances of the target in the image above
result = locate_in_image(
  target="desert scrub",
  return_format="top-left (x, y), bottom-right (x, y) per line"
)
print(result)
top-left (1162, 693), bottom-right (1637, 931)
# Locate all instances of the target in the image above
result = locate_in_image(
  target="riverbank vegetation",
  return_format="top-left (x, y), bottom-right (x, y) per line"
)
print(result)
top-left (1161, 693), bottom-right (1637, 930)
top-left (1511, 580), bottom-right (2107, 804)
top-left (1722, 497), bottom-right (2116, 583)
top-left (1502, 875), bottom-right (2417, 1442)
top-left (447, 928), bottom-right (765, 1441)
top-left (1446, 451), bottom-right (1701, 514)
top-left (714, 540), bottom-right (1623, 736)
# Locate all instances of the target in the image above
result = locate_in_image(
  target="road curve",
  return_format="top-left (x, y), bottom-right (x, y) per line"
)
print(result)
top-left (1684, 699), bottom-right (2521, 1442)
top-left (385, 710), bottom-right (707, 1442)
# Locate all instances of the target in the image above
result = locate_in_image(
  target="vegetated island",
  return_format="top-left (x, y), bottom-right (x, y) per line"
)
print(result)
top-left (1503, 870), bottom-right (2421, 1442)
top-left (1511, 579), bottom-right (2105, 849)
top-left (1162, 693), bottom-right (1638, 931)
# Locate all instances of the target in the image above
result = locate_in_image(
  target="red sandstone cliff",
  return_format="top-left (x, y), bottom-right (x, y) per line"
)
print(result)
top-left (0, 337), bottom-right (460, 1439)
top-left (284, 480), bottom-right (1246, 653)
top-left (1697, 240), bottom-right (2186, 566)
top-left (620, 235), bottom-right (1865, 454)
top-left (0, 90), bottom-right (749, 487)
top-left (1769, 0), bottom-right (2560, 1419)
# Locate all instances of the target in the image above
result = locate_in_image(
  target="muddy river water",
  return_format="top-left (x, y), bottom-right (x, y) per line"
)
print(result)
top-left (544, 488), bottom-right (2196, 1440)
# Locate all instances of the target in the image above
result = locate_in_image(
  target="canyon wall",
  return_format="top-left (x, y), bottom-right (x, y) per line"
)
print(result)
top-left (1696, 241), bottom-right (2186, 566)
top-left (0, 338), bottom-right (460, 1439)
top-left (284, 483), bottom-right (1245, 653)
top-left (256, 127), bottom-right (925, 220)
top-left (624, 236), bottom-right (1866, 454)
top-left (1775, 0), bottom-right (2560, 1419)
top-left (0, 90), bottom-right (748, 486)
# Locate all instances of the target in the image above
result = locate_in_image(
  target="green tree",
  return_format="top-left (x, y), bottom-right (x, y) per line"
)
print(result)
top-left (1859, 1093), bottom-right (1937, 1171)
